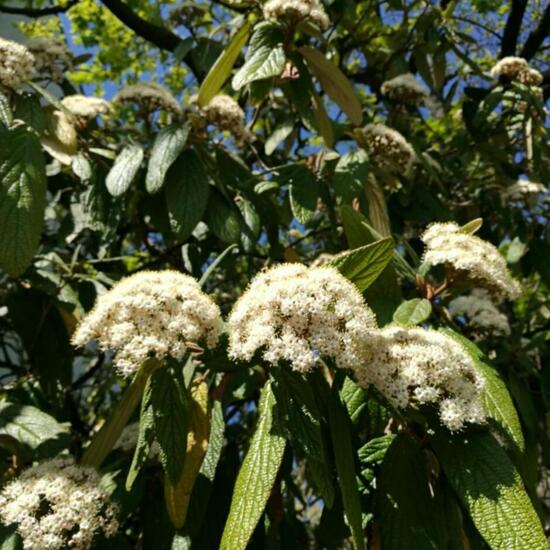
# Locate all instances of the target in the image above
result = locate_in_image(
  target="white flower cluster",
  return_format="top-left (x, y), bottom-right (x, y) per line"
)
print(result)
top-left (490, 56), bottom-right (543, 86)
top-left (202, 94), bottom-right (250, 144)
top-left (422, 222), bottom-right (521, 301)
top-left (72, 271), bottom-right (222, 377)
top-left (62, 95), bottom-right (112, 119)
top-left (114, 83), bottom-right (181, 114)
top-left (0, 37), bottom-right (35, 90)
top-left (263, 0), bottom-right (330, 30)
top-left (362, 123), bottom-right (415, 172)
top-left (381, 73), bottom-right (428, 105)
top-left (355, 326), bottom-right (486, 431)
top-left (0, 458), bottom-right (118, 550)
top-left (449, 289), bottom-right (511, 336)
top-left (26, 37), bottom-right (73, 83)
top-left (227, 264), bottom-right (377, 372)
top-left (504, 179), bottom-right (546, 201)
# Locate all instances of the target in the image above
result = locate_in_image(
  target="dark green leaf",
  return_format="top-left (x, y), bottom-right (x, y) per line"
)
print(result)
top-left (205, 189), bottom-right (244, 244)
top-left (265, 119), bottom-right (294, 155)
top-left (332, 150), bottom-right (369, 203)
top-left (105, 144), bottom-right (144, 197)
top-left (145, 125), bottom-right (190, 194)
top-left (0, 125), bottom-right (47, 276)
top-left (13, 93), bottom-right (46, 132)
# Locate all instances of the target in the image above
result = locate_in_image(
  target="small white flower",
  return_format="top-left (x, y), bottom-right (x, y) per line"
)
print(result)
top-left (61, 95), bottom-right (112, 119)
top-left (362, 123), bottom-right (415, 172)
top-left (0, 37), bottom-right (35, 90)
top-left (227, 263), bottom-right (377, 372)
top-left (355, 326), bottom-right (486, 431)
top-left (114, 83), bottom-right (181, 114)
top-left (381, 73), bottom-right (428, 105)
top-left (263, 0), bottom-right (330, 30)
top-left (422, 222), bottom-right (521, 301)
top-left (0, 458), bottom-right (118, 550)
top-left (72, 271), bottom-right (222, 377)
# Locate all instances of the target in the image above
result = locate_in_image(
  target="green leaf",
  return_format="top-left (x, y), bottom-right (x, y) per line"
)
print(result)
top-left (0, 401), bottom-right (69, 451)
top-left (440, 328), bottom-right (525, 452)
top-left (220, 381), bottom-right (286, 550)
top-left (328, 387), bottom-right (365, 550)
top-left (165, 149), bottom-right (210, 240)
top-left (340, 376), bottom-right (368, 424)
top-left (232, 22), bottom-right (286, 90)
top-left (150, 361), bottom-right (190, 484)
top-left (0, 126), bottom-right (47, 276)
top-left (173, 37), bottom-right (194, 63)
top-left (358, 434), bottom-right (395, 467)
top-left (0, 90), bottom-right (12, 127)
top-left (432, 429), bottom-right (547, 550)
top-left (376, 434), bottom-right (448, 550)
top-left (327, 238), bottom-right (394, 292)
top-left (265, 119), bottom-right (294, 155)
top-left (204, 189), bottom-right (243, 244)
top-left (105, 144), bottom-right (144, 197)
top-left (332, 150), bottom-right (369, 203)
top-left (311, 90), bottom-right (334, 148)
top-left (199, 244), bottom-right (239, 287)
top-left (145, 125), bottom-right (190, 194)
top-left (281, 164), bottom-right (321, 224)
top-left (13, 93), bottom-right (46, 132)
top-left (237, 196), bottom-right (260, 252)
top-left (460, 217), bottom-right (483, 234)
top-left (393, 298), bottom-right (432, 326)
top-left (298, 46), bottom-right (363, 126)
top-left (198, 21), bottom-right (252, 106)
top-left (126, 375), bottom-right (156, 490)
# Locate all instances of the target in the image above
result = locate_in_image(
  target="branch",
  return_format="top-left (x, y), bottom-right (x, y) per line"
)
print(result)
top-left (0, 0), bottom-right (77, 16)
top-left (499, 0), bottom-right (527, 57)
top-left (520, 2), bottom-right (550, 60)
top-left (99, 0), bottom-right (201, 76)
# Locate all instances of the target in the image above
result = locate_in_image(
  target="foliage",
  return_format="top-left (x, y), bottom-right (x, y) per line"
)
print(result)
top-left (0, 0), bottom-right (550, 548)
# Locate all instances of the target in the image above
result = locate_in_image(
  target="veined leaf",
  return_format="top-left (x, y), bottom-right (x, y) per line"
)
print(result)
top-left (440, 328), bottom-right (524, 452)
top-left (165, 380), bottom-right (210, 529)
top-left (220, 381), bottom-right (286, 550)
top-left (340, 376), bottom-right (368, 424)
top-left (298, 46), bottom-right (363, 126)
top-left (0, 91), bottom-right (11, 126)
top-left (328, 387), bottom-right (365, 550)
top-left (204, 189), bottom-right (243, 244)
top-left (0, 125), bottom-right (47, 276)
top-left (105, 144), bottom-right (144, 197)
top-left (232, 22), bottom-right (286, 90)
top-left (198, 21), bottom-right (252, 106)
top-left (393, 299), bottom-right (432, 326)
top-left (327, 238), bottom-right (394, 292)
top-left (358, 434), bottom-right (395, 467)
top-left (432, 429), bottom-right (546, 550)
top-left (281, 164), bottom-right (321, 224)
top-left (150, 361), bottom-right (190, 484)
top-left (145, 125), bottom-right (190, 194)
top-left (165, 149), bottom-right (210, 240)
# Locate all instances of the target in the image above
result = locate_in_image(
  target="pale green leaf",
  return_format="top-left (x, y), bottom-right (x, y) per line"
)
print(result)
top-left (220, 382), bottom-right (286, 550)
top-left (265, 119), bottom-right (294, 155)
top-left (0, 91), bottom-right (12, 127)
top-left (393, 298), bottom-right (432, 326)
top-left (105, 144), bottom-right (144, 197)
top-left (311, 90), bottom-right (334, 148)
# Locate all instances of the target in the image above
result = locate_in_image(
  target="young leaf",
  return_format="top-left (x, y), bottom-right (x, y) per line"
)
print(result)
top-left (105, 144), bottom-right (144, 197)
top-left (440, 328), bottom-right (525, 452)
top-left (150, 361), bottom-right (190, 484)
top-left (232, 22), bottom-right (286, 90)
top-left (198, 21), bottom-right (252, 106)
top-left (328, 386), bottom-right (365, 550)
top-left (145, 125), bottom-right (190, 194)
top-left (393, 298), bottom-right (432, 326)
top-left (432, 429), bottom-right (546, 550)
top-left (165, 380), bottom-right (210, 529)
top-left (165, 149), bottom-right (210, 240)
top-left (220, 381), bottom-right (286, 550)
top-left (0, 125), bottom-right (47, 276)
top-left (327, 238), bottom-right (394, 292)
top-left (298, 46), bottom-right (363, 126)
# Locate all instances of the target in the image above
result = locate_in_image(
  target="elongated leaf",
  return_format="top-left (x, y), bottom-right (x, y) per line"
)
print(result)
top-left (358, 434), bottom-right (395, 467)
top-left (328, 387), bottom-right (365, 550)
top-left (198, 22), bottom-right (252, 106)
top-left (341, 376), bottom-right (368, 424)
top-left (0, 91), bottom-right (11, 126)
top-left (311, 90), bottom-right (334, 148)
top-left (0, 126), bottom-right (47, 276)
top-left (204, 190), bottom-right (243, 243)
top-left (165, 149), bottom-right (210, 240)
top-left (220, 382), bottom-right (286, 550)
top-left (0, 402), bottom-right (69, 451)
top-left (232, 22), bottom-right (286, 90)
top-left (150, 361), bottom-right (190, 484)
top-left (327, 238), bottom-right (394, 292)
top-left (165, 380), bottom-right (210, 528)
top-left (265, 119), bottom-right (294, 155)
top-left (332, 150), bottom-right (369, 203)
top-left (393, 298), bottom-right (432, 326)
top-left (432, 429), bottom-right (546, 550)
top-left (364, 174), bottom-right (391, 236)
top-left (145, 125), bottom-right (190, 194)
top-left (440, 328), bottom-right (524, 452)
top-left (105, 144), bottom-right (144, 196)
top-left (298, 46), bottom-right (363, 126)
